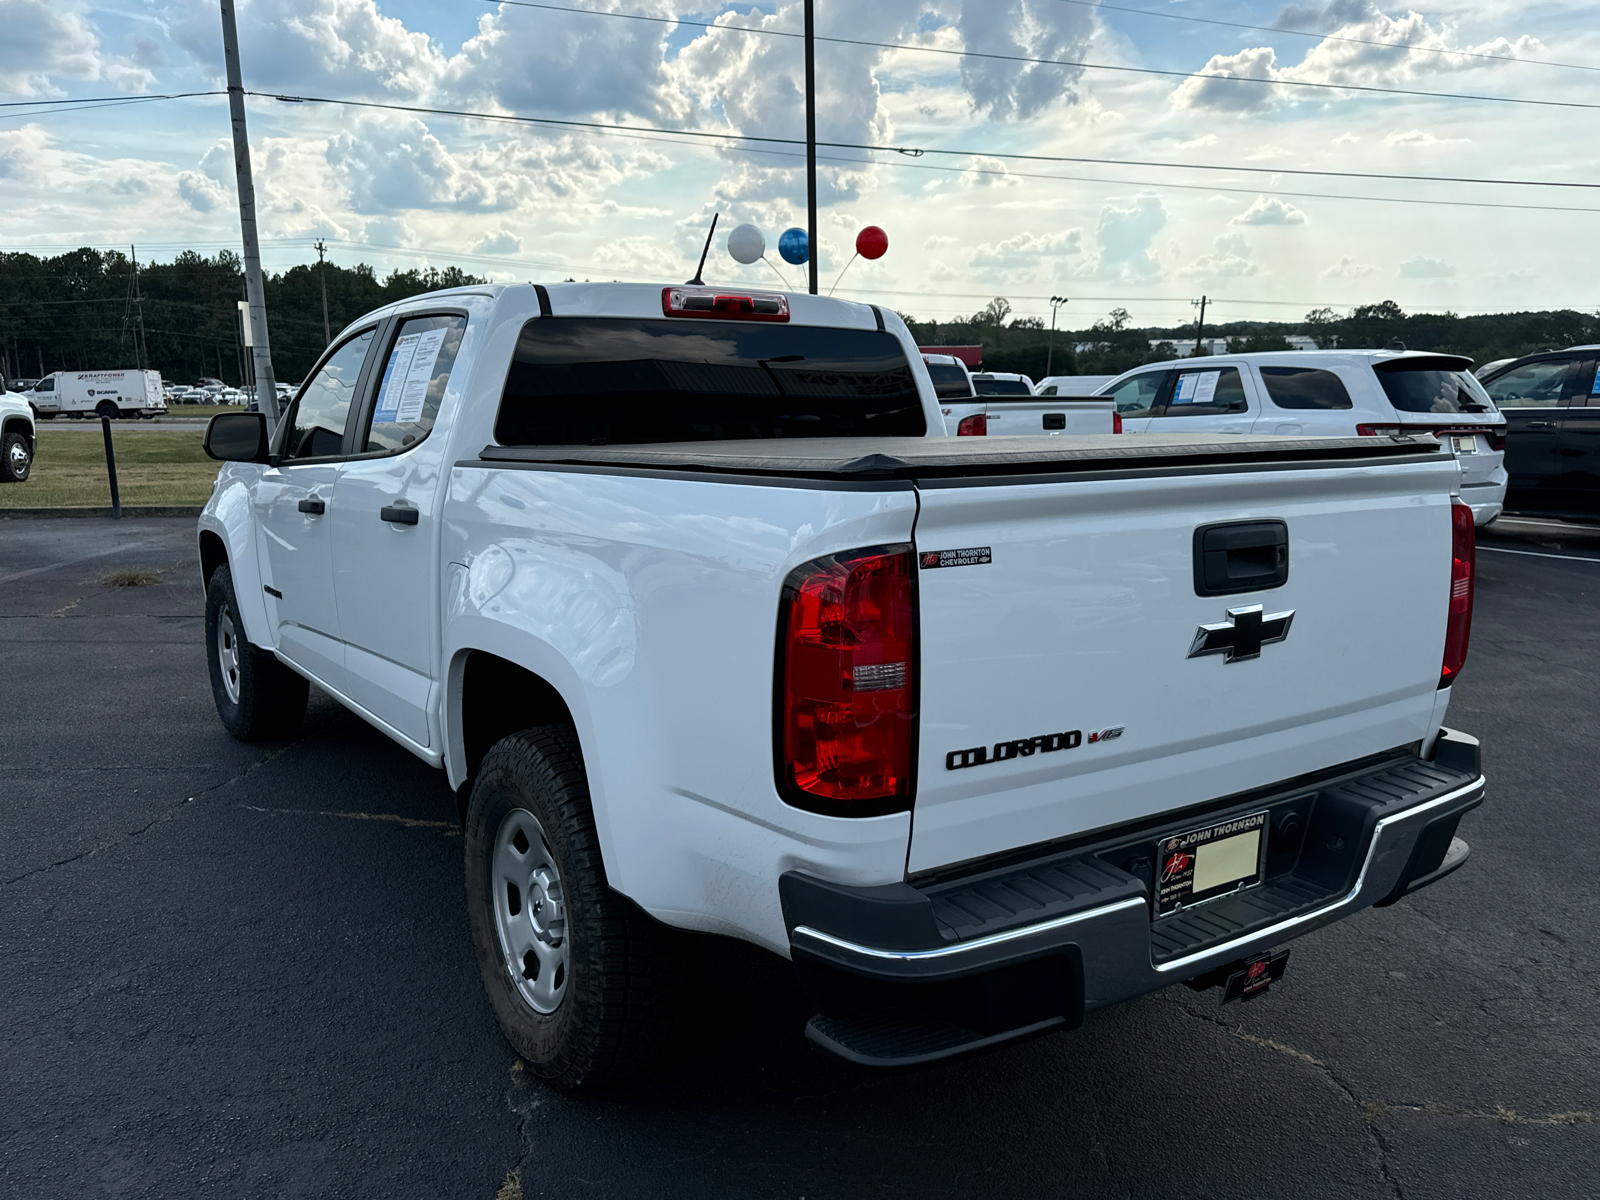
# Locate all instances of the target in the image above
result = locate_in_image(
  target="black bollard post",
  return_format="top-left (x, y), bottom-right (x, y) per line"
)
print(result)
top-left (100, 416), bottom-right (122, 519)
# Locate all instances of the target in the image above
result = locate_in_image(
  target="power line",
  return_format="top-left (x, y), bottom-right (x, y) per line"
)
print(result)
top-left (259, 91), bottom-right (1600, 205)
top-left (464, 0), bottom-right (1600, 111)
top-left (1047, 0), bottom-right (1600, 76)
top-left (0, 90), bottom-right (224, 109)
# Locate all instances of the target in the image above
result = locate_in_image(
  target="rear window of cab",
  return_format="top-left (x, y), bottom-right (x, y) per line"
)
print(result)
top-left (494, 317), bottom-right (927, 445)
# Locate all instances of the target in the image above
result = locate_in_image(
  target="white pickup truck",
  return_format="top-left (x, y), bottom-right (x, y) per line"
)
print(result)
top-left (197, 282), bottom-right (1485, 1088)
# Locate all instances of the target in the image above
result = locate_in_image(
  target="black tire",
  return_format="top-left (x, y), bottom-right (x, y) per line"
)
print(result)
top-left (465, 726), bottom-right (685, 1090)
top-left (204, 563), bottom-right (309, 741)
top-left (96, 401), bottom-right (118, 420)
top-left (0, 432), bottom-right (30, 483)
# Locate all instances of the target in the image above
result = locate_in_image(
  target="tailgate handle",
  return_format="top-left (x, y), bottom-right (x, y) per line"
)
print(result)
top-left (1042, 412), bottom-right (1066, 430)
top-left (1194, 520), bottom-right (1288, 597)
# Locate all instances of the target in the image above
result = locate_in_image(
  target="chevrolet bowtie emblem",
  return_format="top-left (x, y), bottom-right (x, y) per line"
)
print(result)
top-left (1188, 604), bottom-right (1295, 663)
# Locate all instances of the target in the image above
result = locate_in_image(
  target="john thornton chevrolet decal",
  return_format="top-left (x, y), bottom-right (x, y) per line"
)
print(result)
top-left (920, 546), bottom-right (992, 569)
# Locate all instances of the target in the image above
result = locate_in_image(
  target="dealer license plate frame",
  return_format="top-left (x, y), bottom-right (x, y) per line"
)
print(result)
top-left (1155, 810), bottom-right (1269, 918)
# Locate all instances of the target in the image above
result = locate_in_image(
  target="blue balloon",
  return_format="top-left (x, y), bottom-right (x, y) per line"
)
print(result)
top-left (778, 227), bottom-right (809, 265)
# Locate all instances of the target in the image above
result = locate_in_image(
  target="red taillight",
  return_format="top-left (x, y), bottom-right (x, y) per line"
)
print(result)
top-left (777, 546), bottom-right (916, 815)
top-left (661, 286), bottom-right (789, 321)
top-left (1486, 427), bottom-right (1506, 452)
top-left (1440, 501), bottom-right (1475, 688)
top-left (1356, 424), bottom-right (1400, 437)
top-left (1112, 411), bottom-right (1123, 434)
top-left (957, 413), bottom-right (987, 436)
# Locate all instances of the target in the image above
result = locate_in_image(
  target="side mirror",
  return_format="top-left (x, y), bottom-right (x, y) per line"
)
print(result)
top-left (203, 412), bottom-right (269, 463)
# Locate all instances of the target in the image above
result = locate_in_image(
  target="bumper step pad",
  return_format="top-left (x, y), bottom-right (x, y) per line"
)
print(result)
top-left (807, 1008), bottom-right (1069, 1068)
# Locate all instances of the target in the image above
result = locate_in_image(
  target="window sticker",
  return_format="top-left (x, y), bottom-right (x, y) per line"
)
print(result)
top-left (1173, 370), bottom-right (1221, 405)
top-left (1592, 365), bottom-right (1600, 394)
top-left (374, 327), bottom-right (448, 424)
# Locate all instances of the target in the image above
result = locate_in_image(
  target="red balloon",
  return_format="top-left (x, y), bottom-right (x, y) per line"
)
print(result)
top-left (855, 226), bottom-right (888, 260)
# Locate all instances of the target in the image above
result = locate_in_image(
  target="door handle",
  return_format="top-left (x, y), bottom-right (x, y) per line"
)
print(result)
top-left (1526, 421), bottom-right (1555, 429)
top-left (380, 504), bottom-right (419, 526)
top-left (297, 497), bottom-right (325, 515)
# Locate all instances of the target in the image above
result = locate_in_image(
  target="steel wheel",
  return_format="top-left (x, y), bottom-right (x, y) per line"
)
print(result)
top-left (216, 604), bottom-right (242, 705)
top-left (5, 438), bottom-right (27, 478)
top-left (492, 808), bottom-right (568, 1014)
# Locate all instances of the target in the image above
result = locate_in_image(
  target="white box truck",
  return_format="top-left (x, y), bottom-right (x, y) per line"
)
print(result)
top-left (26, 370), bottom-right (167, 420)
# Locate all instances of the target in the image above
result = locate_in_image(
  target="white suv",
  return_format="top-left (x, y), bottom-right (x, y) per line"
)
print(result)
top-left (1095, 351), bottom-right (1508, 525)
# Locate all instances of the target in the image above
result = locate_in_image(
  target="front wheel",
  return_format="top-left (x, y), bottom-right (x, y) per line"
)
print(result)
top-left (465, 726), bottom-right (685, 1090)
top-left (1, 432), bottom-right (30, 482)
top-left (204, 563), bottom-right (309, 741)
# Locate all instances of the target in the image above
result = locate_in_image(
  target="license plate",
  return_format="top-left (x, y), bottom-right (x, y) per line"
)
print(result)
top-left (1453, 435), bottom-right (1478, 454)
top-left (1156, 811), bottom-right (1268, 917)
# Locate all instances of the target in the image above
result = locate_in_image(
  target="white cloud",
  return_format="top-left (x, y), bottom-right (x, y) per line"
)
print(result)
top-left (969, 229), bottom-right (1083, 269)
top-left (1321, 255), bottom-right (1378, 279)
top-left (1180, 231), bottom-right (1258, 278)
top-left (1232, 196), bottom-right (1307, 226)
top-left (473, 230), bottom-right (522, 255)
top-left (0, 0), bottom-right (155, 96)
top-left (954, 0), bottom-right (1094, 121)
top-left (1397, 255), bottom-right (1455, 279)
top-left (1172, 5), bottom-right (1545, 114)
top-left (1384, 128), bottom-right (1467, 146)
top-left (1091, 193), bottom-right (1167, 280)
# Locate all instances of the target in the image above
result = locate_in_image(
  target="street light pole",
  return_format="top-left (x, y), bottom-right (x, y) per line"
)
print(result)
top-left (220, 0), bottom-right (279, 424)
top-left (1047, 295), bottom-right (1067, 376)
top-left (804, 0), bottom-right (818, 295)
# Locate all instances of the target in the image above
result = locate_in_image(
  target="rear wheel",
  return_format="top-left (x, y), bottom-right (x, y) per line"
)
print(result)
top-left (0, 432), bottom-right (30, 482)
top-left (95, 401), bottom-right (118, 421)
top-left (465, 726), bottom-right (685, 1090)
top-left (204, 563), bottom-right (308, 740)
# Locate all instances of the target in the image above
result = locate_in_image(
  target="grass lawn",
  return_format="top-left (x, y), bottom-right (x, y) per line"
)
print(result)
top-left (2, 429), bottom-right (220, 508)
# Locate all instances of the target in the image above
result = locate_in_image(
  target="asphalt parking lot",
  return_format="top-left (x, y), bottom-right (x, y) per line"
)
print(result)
top-left (2, 514), bottom-right (1596, 1199)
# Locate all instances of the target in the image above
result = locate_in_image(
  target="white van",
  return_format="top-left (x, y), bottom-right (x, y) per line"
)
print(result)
top-left (1035, 374), bottom-right (1116, 396)
top-left (27, 370), bottom-right (167, 420)
top-left (1094, 350), bottom-right (1508, 524)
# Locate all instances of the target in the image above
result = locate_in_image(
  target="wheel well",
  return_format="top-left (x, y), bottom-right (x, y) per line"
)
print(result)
top-left (460, 651), bottom-right (575, 784)
top-left (198, 531), bottom-right (228, 586)
top-left (2, 416), bottom-right (31, 449)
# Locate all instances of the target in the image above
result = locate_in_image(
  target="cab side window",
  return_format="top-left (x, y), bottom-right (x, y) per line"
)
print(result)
top-left (283, 328), bottom-right (374, 460)
top-left (1157, 367), bottom-right (1247, 417)
top-left (35, 377), bottom-right (54, 393)
top-left (1105, 371), bottom-right (1166, 418)
top-left (363, 314), bottom-right (468, 453)
top-left (1483, 359), bottom-right (1572, 408)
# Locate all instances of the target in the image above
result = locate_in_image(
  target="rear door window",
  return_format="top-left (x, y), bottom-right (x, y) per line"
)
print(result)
top-left (972, 378), bottom-right (1033, 398)
top-left (494, 318), bottom-right (926, 444)
top-left (363, 314), bottom-right (468, 453)
top-left (1482, 358), bottom-right (1575, 408)
top-left (1156, 366), bottom-right (1247, 417)
top-left (1374, 358), bottom-right (1493, 415)
top-left (1260, 366), bottom-right (1353, 410)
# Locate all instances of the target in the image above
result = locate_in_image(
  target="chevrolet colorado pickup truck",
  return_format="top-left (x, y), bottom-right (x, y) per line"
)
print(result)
top-left (197, 282), bottom-right (1484, 1089)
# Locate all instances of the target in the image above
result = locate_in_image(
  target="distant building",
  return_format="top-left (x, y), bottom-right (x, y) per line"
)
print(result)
top-left (918, 344), bottom-right (982, 366)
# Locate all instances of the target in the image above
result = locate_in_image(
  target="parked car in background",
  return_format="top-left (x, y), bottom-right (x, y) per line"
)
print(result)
top-left (1036, 375), bottom-right (1116, 397)
top-left (921, 353), bottom-right (975, 401)
top-left (970, 371), bottom-right (1035, 397)
top-left (9, 377), bottom-right (40, 394)
top-left (1, 383), bottom-right (36, 482)
top-left (1478, 345), bottom-right (1600, 522)
top-left (1095, 351), bottom-right (1507, 525)
top-left (24, 370), bottom-right (168, 421)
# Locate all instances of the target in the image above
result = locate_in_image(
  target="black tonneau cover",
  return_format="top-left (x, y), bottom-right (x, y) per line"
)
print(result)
top-left (476, 433), bottom-right (1440, 481)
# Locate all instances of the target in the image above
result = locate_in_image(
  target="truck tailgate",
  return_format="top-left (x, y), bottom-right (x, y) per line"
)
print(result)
top-left (909, 455), bottom-right (1459, 873)
top-left (981, 400), bottom-right (1114, 436)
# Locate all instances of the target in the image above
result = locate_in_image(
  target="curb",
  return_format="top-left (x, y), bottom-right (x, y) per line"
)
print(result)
top-left (0, 506), bottom-right (204, 519)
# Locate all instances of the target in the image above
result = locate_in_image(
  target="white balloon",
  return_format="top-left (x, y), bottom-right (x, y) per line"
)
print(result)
top-left (727, 223), bottom-right (766, 265)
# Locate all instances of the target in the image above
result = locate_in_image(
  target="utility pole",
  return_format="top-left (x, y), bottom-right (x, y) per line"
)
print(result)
top-left (804, 0), bottom-right (818, 295)
top-left (1192, 295), bottom-right (1208, 355)
top-left (1047, 295), bottom-right (1067, 376)
top-left (131, 245), bottom-right (149, 370)
top-left (314, 239), bottom-right (331, 345)
top-left (220, 0), bottom-right (279, 423)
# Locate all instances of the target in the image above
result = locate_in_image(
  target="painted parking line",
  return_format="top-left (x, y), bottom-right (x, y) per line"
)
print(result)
top-left (1478, 546), bottom-right (1600, 564)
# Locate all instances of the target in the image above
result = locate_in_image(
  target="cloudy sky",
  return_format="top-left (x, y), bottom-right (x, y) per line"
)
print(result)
top-left (2, 0), bottom-right (1596, 327)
